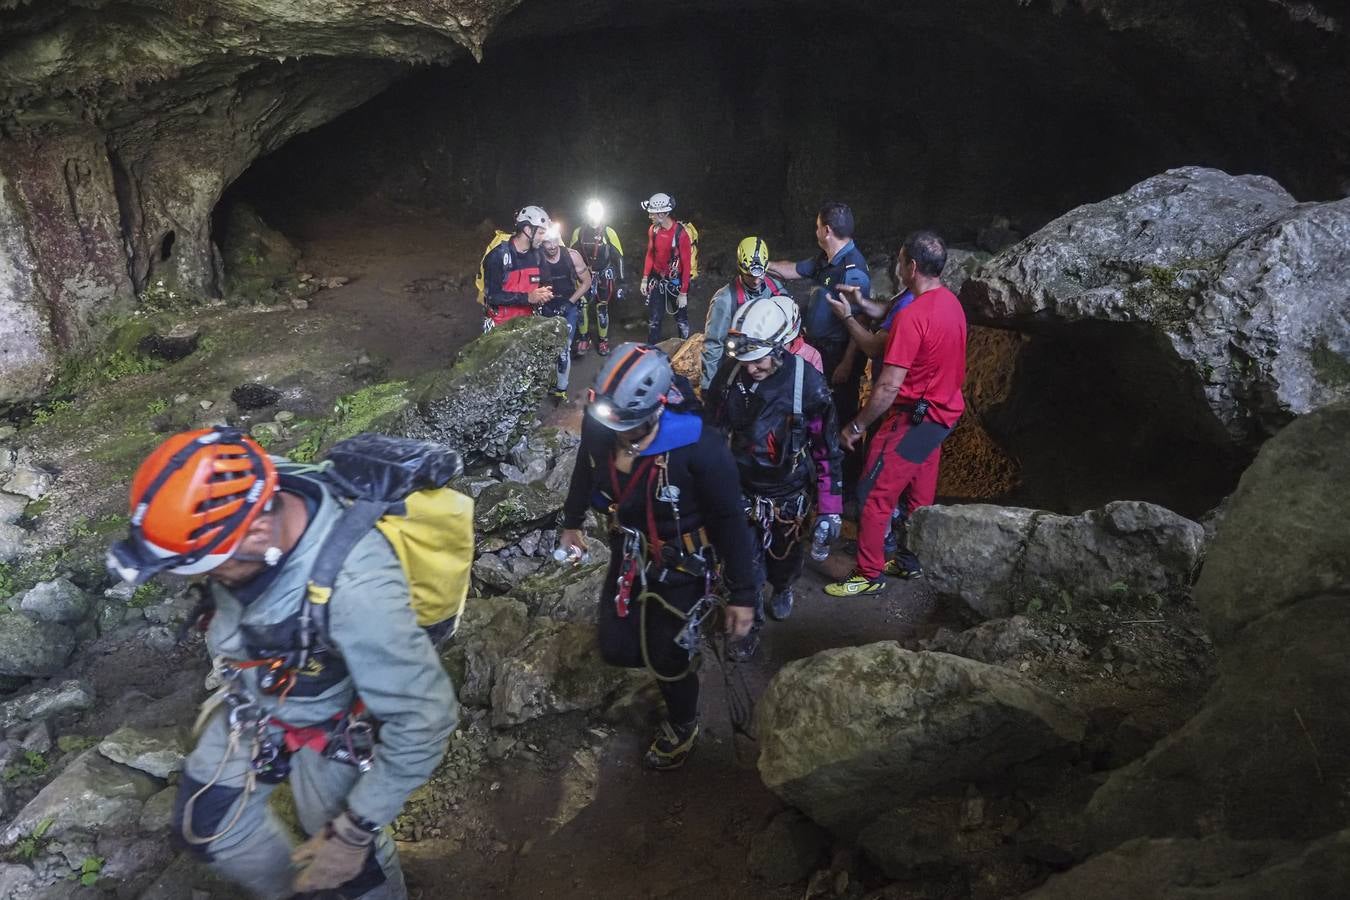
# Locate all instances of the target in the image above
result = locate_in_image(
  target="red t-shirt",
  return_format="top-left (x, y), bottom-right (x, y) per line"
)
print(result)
top-left (643, 222), bottom-right (693, 293)
top-left (882, 285), bottom-right (967, 427)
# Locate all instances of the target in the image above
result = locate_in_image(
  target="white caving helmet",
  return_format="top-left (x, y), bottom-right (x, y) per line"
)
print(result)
top-left (726, 295), bottom-right (800, 362)
top-left (515, 205), bottom-right (550, 231)
top-left (640, 192), bottom-right (674, 215)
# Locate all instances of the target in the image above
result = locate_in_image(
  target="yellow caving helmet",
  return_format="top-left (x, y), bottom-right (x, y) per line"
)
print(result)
top-left (736, 236), bottom-right (769, 278)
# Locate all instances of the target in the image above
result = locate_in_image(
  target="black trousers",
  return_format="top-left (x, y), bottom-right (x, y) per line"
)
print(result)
top-left (818, 339), bottom-right (865, 494)
top-left (747, 495), bottom-right (808, 623)
top-left (646, 282), bottom-right (690, 345)
top-left (596, 539), bottom-right (703, 725)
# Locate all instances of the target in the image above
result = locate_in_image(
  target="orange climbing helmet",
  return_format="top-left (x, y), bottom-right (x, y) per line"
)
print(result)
top-left (106, 427), bottom-right (278, 584)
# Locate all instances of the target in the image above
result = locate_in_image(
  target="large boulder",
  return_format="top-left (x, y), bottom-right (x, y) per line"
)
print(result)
top-left (1084, 401), bottom-right (1350, 847)
top-left (1026, 829), bottom-right (1350, 900)
top-left (1194, 402), bottom-right (1350, 643)
top-left (0, 748), bottom-right (161, 845)
top-left (0, 680), bottom-right (94, 731)
top-left (17, 578), bottom-right (92, 625)
top-left (511, 556), bottom-right (611, 623)
top-left (405, 315), bottom-right (570, 465)
top-left (473, 480), bottom-right (565, 544)
top-left (440, 596), bottom-right (531, 707)
top-left (964, 167), bottom-right (1350, 447)
top-left (489, 618), bottom-right (647, 728)
top-left (97, 726), bottom-right (188, 780)
top-left (0, 614), bottom-right (75, 677)
top-left (756, 644), bottom-right (1085, 834)
top-left (910, 501), bottom-right (1204, 619)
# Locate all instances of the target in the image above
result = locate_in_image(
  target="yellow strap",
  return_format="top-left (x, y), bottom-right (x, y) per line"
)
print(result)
top-left (306, 582), bottom-right (332, 605)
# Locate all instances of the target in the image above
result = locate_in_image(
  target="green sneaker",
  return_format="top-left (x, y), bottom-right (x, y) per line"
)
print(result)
top-left (824, 572), bottom-right (887, 597)
top-left (643, 720), bottom-right (699, 771)
top-left (548, 388), bottom-right (568, 405)
top-left (884, 552), bottom-right (923, 579)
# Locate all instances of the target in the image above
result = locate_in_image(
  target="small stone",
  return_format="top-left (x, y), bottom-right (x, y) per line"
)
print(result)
top-left (20, 720), bottom-right (52, 754)
top-left (250, 421), bottom-right (285, 443)
top-left (517, 531), bottom-right (541, 557)
top-left (1, 460), bottom-right (51, 501)
top-left (198, 400), bottom-right (214, 410)
top-left (0, 521), bottom-right (25, 564)
top-left (144, 626), bottom-right (177, 654)
top-left (273, 410), bottom-right (296, 424)
top-left (0, 425), bottom-right (15, 440)
top-left (298, 272), bottom-right (313, 283)
top-left (19, 578), bottom-right (93, 625)
top-left (138, 786), bottom-right (176, 832)
top-left (0, 493), bottom-right (26, 526)
top-left (98, 726), bottom-right (187, 779)
top-left (290, 298), bottom-right (309, 310)
top-left (173, 393), bottom-right (190, 405)
top-left (0, 680), bottom-right (94, 730)
top-left (0, 615), bottom-right (75, 677)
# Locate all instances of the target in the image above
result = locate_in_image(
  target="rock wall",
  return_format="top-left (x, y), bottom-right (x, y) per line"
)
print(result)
top-left (0, 0), bottom-right (514, 402)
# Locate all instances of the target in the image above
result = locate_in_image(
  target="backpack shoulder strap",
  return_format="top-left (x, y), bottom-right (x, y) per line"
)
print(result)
top-left (301, 498), bottom-right (390, 651)
top-left (792, 352), bottom-right (804, 418)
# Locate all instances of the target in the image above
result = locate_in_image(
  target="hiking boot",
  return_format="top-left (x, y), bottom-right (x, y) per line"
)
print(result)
top-left (727, 624), bottom-right (761, 662)
top-left (824, 571), bottom-right (887, 598)
top-left (574, 339), bottom-right (589, 359)
top-left (643, 719), bottom-right (699, 770)
top-left (597, 339), bottom-right (610, 356)
top-left (768, 588), bottom-right (795, 621)
top-left (883, 552), bottom-right (923, 579)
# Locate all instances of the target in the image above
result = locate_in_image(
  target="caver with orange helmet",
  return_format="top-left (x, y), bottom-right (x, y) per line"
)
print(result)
top-left (106, 427), bottom-right (278, 585)
top-left (106, 427), bottom-right (456, 900)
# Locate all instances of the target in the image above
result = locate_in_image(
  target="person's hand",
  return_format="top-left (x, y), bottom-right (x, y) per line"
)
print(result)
top-left (840, 423), bottom-right (863, 452)
top-left (677, 293), bottom-right (688, 309)
top-left (640, 277), bottom-right (649, 296)
top-left (826, 290), bottom-right (847, 322)
top-left (723, 604), bottom-right (754, 638)
top-left (558, 529), bottom-right (587, 561)
top-left (831, 361), bottom-right (850, 386)
top-left (292, 812), bottom-right (375, 893)
top-left (528, 286), bottom-right (553, 305)
top-left (616, 286), bottom-right (626, 302)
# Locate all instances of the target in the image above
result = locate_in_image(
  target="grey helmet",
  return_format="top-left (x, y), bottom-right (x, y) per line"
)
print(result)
top-left (586, 343), bottom-right (673, 431)
top-left (515, 205), bottom-right (549, 230)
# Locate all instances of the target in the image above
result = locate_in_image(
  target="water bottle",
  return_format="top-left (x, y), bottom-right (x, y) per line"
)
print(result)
top-left (809, 519), bottom-right (832, 562)
top-left (552, 546), bottom-right (591, 566)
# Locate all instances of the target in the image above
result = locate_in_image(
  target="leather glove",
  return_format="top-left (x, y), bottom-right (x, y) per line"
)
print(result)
top-left (821, 513), bottom-right (842, 542)
top-left (640, 277), bottom-right (649, 296)
top-left (292, 811), bottom-right (377, 893)
top-left (677, 292), bottom-right (688, 309)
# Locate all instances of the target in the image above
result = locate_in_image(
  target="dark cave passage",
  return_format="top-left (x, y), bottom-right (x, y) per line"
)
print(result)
top-left (215, 0), bottom-right (1309, 516)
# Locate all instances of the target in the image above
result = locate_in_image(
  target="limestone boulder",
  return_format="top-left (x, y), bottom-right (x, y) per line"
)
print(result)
top-left (489, 618), bottom-right (647, 728)
top-left (405, 316), bottom-right (570, 464)
top-left (1195, 402), bottom-right (1350, 643)
top-left (18, 579), bottom-right (92, 626)
top-left (0, 680), bottom-right (94, 731)
top-left (0, 614), bottom-right (76, 677)
top-left (1026, 830), bottom-right (1350, 900)
top-left (0, 748), bottom-right (161, 845)
top-left (747, 809), bottom-right (828, 886)
top-left (964, 167), bottom-right (1350, 447)
top-left (473, 480), bottom-right (564, 543)
top-left (910, 501), bottom-right (1204, 619)
top-left (756, 644), bottom-right (1085, 834)
top-left (511, 553), bottom-right (611, 623)
top-left (0, 521), bottom-right (25, 565)
top-left (440, 597), bottom-right (530, 707)
top-left (97, 726), bottom-right (188, 780)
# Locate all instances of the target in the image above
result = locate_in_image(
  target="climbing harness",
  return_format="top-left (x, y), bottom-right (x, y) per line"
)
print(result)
top-left (747, 493), bottom-right (809, 561)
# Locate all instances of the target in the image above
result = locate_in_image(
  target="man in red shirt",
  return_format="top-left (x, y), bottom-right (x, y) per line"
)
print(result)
top-left (824, 231), bottom-right (967, 597)
top-left (639, 192), bottom-right (693, 343)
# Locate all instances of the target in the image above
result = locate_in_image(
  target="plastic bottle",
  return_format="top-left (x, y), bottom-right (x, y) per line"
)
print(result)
top-left (809, 519), bottom-right (832, 562)
top-left (552, 547), bottom-right (591, 566)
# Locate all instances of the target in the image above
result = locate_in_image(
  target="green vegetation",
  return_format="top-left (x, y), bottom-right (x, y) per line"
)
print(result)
top-left (1310, 338), bottom-right (1350, 388)
top-left (12, 818), bottom-right (54, 861)
top-left (56, 734), bottom-right (98, 754)
top-left (75, 855), bottom-right (104, 886)
top-left (4, 750), bottom-right (50, 782)
top-left (146, 398), bottom-right (168, 415)
top-left (0, 563), bottom-right (15, 598)
top-left (284, 381), bottom-right (411, 462)
top-left (128, 583), bottom-right (164, 609)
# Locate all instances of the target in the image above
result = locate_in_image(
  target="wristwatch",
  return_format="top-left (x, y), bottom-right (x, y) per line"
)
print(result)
top-left (849, 421), bottom-right (863, 436)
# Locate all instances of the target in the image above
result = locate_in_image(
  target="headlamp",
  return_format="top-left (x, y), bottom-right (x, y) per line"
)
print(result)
top-left (586, 199), bottom-right (605, 226)
top-left (592, 399), bottom-right (614, 420)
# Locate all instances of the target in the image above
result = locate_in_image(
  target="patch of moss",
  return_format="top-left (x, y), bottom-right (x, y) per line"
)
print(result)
top-left (1310, 339), bottom-right (1350, 388)
top-left (275, 381), bottom-right (412, 461)
top-left (49, 317), bottom-right (166, 399)
top-left (128, 583), bottom-right (163, 609)
top-left (1123, 264), bottom-right (1196, 331)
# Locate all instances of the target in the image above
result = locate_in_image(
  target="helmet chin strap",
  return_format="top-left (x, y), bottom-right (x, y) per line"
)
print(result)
top-left (225, 505), bottom-right (285, 567)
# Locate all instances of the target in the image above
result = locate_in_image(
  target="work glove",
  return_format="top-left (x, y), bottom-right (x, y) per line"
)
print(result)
top-left (677, 292), bottom-right (688, 309)
top-left (291, 811), bottom-right (377, 893)
top-left (640, 277), bottom-right (649, 296)
top-left (820, 513), bottom-right (842, 542)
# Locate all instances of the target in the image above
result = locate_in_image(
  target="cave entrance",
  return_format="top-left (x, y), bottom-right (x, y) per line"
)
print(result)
top-left (215, 0), bottom-right (1274, 511)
